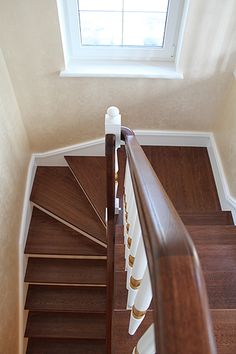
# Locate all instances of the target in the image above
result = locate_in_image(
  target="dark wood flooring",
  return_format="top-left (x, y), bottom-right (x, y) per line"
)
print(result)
top-left (142, 146), bottom-right (221, 212)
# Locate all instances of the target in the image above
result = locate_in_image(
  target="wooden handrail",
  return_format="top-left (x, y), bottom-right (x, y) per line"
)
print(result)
top-left (121, 127), bottom-right (217, 354)
top-left (105, 134), bottom-right (116, 354)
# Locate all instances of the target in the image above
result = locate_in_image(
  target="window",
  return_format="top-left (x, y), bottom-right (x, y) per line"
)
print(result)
top-left (57, 0), bottom-right (187, 78)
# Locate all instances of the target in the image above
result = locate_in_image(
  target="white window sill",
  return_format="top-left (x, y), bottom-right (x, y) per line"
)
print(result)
top-left (60, 60), bottom-right (183, 79)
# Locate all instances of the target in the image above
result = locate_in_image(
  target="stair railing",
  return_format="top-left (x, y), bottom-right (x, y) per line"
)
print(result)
top-left (105, 107), bottom-right (217, 354)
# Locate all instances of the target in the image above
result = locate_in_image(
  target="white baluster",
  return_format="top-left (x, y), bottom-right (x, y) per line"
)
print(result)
top-left (129, 267), bottom-right (152, 335)
top-left (133, 324), bottom-right (156, 354)
top-left (127, 237), bottom-right (147, 308)
top-left (126, 216), bottom-right (142, 289)
top-left (123, 163), bottom-right (132, 245)
top-left (125, 197), bottom-right (137, 268)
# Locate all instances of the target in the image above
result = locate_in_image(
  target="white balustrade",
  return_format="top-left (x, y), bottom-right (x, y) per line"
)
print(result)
top-left (127, 237), bottom-right (147, 308)
top-left (132, 324), bottom-right (156, 354)
top-left (105, 106), bottom-right (155, 352)
top-left (129, 267), bottom-right (152, 335)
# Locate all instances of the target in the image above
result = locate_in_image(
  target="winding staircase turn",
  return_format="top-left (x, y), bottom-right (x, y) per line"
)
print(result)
top-left (23, 146), bottom-right (236, 353)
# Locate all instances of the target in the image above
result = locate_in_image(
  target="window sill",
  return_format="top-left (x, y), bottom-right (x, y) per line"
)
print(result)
top-left (60, 60), bottom-right (183, 79)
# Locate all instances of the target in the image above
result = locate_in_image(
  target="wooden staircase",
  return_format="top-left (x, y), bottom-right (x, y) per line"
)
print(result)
top-left (23, 147), bottom-right (236, 353)
top-left (24, 159), bottom-right (108, 353)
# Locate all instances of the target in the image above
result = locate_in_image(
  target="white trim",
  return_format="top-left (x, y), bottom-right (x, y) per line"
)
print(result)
top-left (60, 60), bottom-right (183, 79)
top-left (207, 133), bottom-right (236, 224)
top-left (135, 129), bottom-right (210, 146)
top-left (19, 157), bottom-right (37, 354)
top-left (35, 137), bottom-right (105, 166)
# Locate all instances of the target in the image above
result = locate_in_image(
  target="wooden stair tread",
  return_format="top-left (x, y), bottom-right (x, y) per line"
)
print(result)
top-left (113, 310), bottom-right (154, 354)
top-left (186, 225), bottom-right (236, 272)
top-left (142, 146), bottom-right (221, 212)
top-left (205, 272), bottom-right (236, 309)
top-left (212, 310), bottom-right (236, 354)
top-left (180, 211), bottom-right (233, 225)
top-left (25, 285), bottom-right (106, 312)
top-left (26, 339), bottom-right (106, 354)
top-left (25, 207), bottom-right (106, 256)
top-left (65, 156), bottom-right (106, 225)
top-left (30, 167), bottom-right (106, 244)
top-left (25, 312), bottom-right (106, 339)
top-left (188, 225), bottom-right (236, 244)
top-left (25, 258), bottom-right (106, 285)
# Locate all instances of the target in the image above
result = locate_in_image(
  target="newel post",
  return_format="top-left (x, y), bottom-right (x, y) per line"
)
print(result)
top-left (105, 106), bottom-right (121, 214)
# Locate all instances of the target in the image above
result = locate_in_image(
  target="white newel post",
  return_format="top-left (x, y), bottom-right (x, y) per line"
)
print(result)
top-left (105, 106), bottom-right (121, 214)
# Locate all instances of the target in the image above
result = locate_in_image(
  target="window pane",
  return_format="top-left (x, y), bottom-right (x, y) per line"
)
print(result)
top-left (124, 0), bottom-right (169, 12)
top-left (78, 0), bottom-right (122, 11)
top-left (80, 12), bottom-right (122, 45)
top-left (123, 12), bottom-right (166, 46)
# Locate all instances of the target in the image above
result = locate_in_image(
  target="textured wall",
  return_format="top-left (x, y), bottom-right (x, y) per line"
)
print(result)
top-left (0, 49), bottom-right (31, 353)
top-left (0, 0), bottom-right (235, 152)
top-left (214, 81), bottom-right (236, 198)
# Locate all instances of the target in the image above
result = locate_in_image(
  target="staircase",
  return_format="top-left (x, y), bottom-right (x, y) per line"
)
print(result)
top-left (24, 158), bottom-right (108, 353)
top-left (23, 146), bottom-right (236, 353)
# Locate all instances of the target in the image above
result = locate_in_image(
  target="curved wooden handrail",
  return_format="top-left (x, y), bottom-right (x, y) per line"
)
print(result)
top-left (121, 127), bottom-right (217, 354)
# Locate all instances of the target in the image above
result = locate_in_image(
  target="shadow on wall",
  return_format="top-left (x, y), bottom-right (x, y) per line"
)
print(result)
top-left (181, 0), bottom-right (236, 77)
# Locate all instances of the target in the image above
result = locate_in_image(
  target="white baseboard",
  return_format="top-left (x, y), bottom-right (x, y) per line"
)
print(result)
top-left (35, 137), bottom-right (105, 166)
top-left (135, 130), bottom-right (210, 147)
top-left (19, 157), bottom-right (36, 354)
top-left (34, 130), bottom-right (211, 166)
top-left (207, 133), bottom-right (236, 224)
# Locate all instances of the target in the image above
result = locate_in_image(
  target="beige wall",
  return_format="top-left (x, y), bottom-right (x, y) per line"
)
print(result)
top-left (0, 0), bottom-right (235, 152)
top-left (214, 80), bottom-right (236, 198)
top-left (0, 49), bottom-right (31, 353)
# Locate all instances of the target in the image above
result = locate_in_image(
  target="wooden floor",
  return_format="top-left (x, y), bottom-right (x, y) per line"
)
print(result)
top-left (142, 146), bottom-right (221, 212)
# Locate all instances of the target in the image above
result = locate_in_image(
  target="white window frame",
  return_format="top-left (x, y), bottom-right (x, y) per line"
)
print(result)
top-left (57, 0), bottom-right (188, 78)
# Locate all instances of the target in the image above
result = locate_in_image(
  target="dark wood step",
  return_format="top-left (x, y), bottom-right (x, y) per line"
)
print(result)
top-left (187, 226), bottom-right (236, 272)
top-left (65, 156), bottom-right (106, 225)
top-left (205, 272), bottom-right (236, 309)
top-left (30, 167), bottom-right (106, 244)
top-left (25, 258), bottom-right (106, 285)
top-left (25, 207), bottom-right (106, 256)
top-left (25, 285), bottom-right (106, 312)
top-left (180, 211), bottom-right (233, 225)
top-left (25, 312), bottom-right (106, 339)
top-left (142, 146), bottom-right (221, 212)
top-left (113, 310), bottom-right (154, 354)
top-left (26, 338), bottom-right (106, 354)
top-left (212, 310), bottom-right (236, 354)
top-left (188, 225), bottom-right (236, 245)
